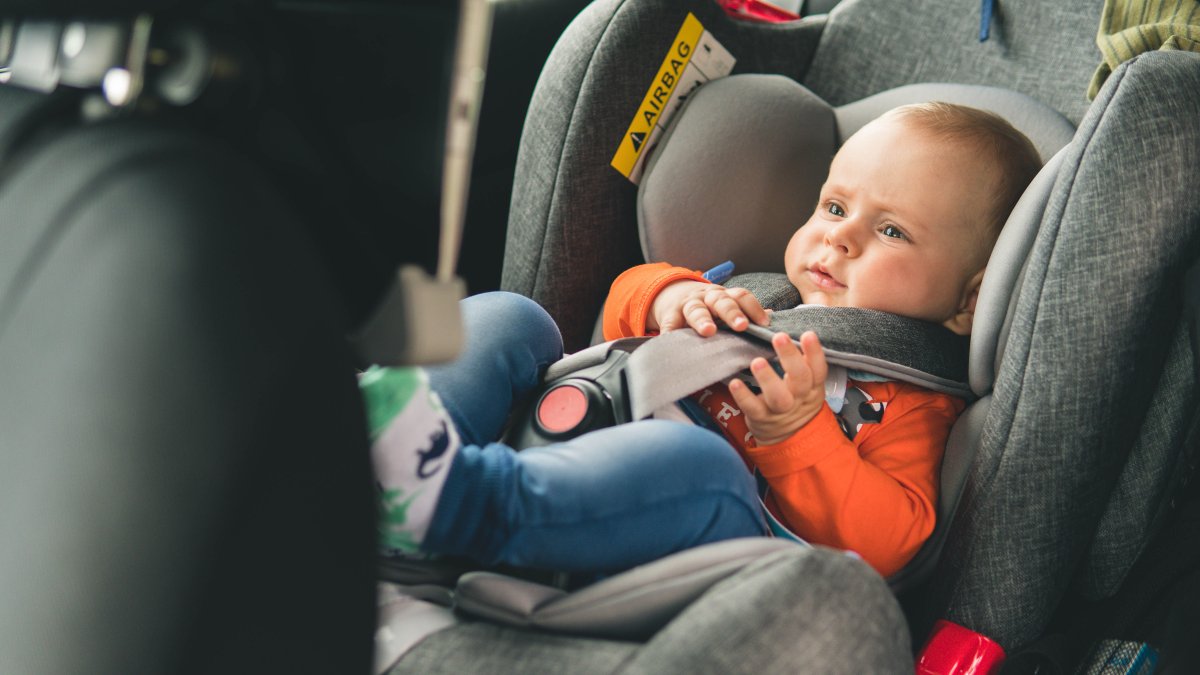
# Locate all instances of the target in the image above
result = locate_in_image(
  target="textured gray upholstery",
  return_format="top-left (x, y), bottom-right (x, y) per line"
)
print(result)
top-left (391, 545), bottom-right (911, 674)
top-left (639, 78), bottom-right (1074, 280)
top-left (503, 0), bottom-right (827, 351)
top-left (374, 588), bottom-right (460, 674)
top-left (803, 0), bottom-right (1102, 127)
top-left (971, 149), bottom-right (1068, 395)
top-left (454, 538), bottom-right (798, 640)
top-left (1078, 322), bottom-right (1198, 598)
top-left (920, 51), bottom-right (1200, 647)
top-left (638, 74), bottom-right (834, 274)
top-left (833, 83), bottom-right (1075, 161)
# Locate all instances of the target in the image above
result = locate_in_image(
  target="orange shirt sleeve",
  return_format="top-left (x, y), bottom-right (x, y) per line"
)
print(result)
top-left (602, 262), bottom-right (707, 340)
top-left (696, 380), bottom-right (963, 577)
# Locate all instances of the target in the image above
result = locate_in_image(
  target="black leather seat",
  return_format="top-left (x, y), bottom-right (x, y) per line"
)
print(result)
top-left (0, 57), bottom-right (374, 675)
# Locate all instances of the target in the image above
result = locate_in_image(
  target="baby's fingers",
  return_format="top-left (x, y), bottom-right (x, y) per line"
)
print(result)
top-left (728, 377), bottom-right (767, 418)
top-left (727, 287), bottom-right (771, 327)
top-left (704, 288), bottom-right (750, 331)
top-left (749, 357), bottom-right (796, 412)
top-left (771, 332), bottom-right (813, 394)
top-left (799, 331), bottom-right (828, 383)
top-left (681, 297), bottom-right (718, 336)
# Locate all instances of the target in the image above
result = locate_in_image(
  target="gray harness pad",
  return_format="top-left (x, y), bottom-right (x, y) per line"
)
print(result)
top-left (745, 306), bottom-right (971, 397)
top-left (729, 272), bottom-right (971, 398)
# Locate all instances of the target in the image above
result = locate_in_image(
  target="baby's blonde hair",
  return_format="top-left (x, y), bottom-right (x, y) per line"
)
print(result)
top-left (883, 102), bottom-right (1042, 241)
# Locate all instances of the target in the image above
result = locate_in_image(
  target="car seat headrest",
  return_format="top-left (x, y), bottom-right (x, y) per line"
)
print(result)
top-left (638, 75), bottom-right (1076, 275)
top-left (969, 148), bottom-right (1068, 395)
top-left (637, 74), bottom-right (1077, 396)
top-left (834, 83), bottom-right (1075, 162)
top-left (638, 74), bottom-right (834, 276)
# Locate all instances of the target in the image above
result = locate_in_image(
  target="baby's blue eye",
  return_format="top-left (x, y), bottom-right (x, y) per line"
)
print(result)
top-left (881, 224), bottom-right (908, 240)
top-left (826, 203), bottom-right (845, 217)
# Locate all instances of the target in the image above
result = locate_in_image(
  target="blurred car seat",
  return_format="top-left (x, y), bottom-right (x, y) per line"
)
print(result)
top-left (0, 16), bottom-right (376, 674)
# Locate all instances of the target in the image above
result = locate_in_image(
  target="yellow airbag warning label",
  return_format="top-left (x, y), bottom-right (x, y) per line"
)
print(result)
top-left (611, 13), bottom-right (736, 183)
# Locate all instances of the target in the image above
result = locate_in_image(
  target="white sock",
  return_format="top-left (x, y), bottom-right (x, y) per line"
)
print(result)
top-left (359, 366), bottom-right (461, 555)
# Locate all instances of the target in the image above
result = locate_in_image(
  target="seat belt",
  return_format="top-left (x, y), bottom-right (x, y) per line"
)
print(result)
top-left (509, 273), bottom-right (971, 450)
top-left (622, 303), bottom-right (973, 422)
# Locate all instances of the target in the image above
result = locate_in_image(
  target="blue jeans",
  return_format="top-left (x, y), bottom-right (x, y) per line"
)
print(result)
top-left (423, 292), bottom-right (768, 573)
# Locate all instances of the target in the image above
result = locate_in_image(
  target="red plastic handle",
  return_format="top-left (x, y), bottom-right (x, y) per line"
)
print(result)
top-left (714, 0), bottom-right (800, 23)
top-left (915, 620), bottom-right (1006, 675)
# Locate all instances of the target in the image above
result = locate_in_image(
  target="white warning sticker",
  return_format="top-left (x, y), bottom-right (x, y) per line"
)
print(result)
top-left (610, 13), bottom-right (736, 184)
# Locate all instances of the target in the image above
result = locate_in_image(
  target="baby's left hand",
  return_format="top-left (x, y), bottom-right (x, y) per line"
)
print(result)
top-left (728, 331), bottom-right (828, 446)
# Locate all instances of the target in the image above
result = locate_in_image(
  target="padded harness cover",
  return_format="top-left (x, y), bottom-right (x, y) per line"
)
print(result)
top-left (748, 308), bottom-right (970, 396)
top-left (617, 272), bottom-right (971, 421)
top-left (734, 272), bottom-right (970, 395)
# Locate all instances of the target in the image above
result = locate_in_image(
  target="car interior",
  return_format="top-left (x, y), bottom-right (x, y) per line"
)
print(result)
top-left (0, 0), bottom-right (1197, 673)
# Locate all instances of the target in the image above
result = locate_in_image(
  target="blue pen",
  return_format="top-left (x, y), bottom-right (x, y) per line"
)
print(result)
top-left (703, 260), bottom-right (735, 284)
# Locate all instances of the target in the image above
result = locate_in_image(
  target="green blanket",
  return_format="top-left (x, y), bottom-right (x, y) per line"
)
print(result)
top-left (1090, 0), bottom-right (1200, 98)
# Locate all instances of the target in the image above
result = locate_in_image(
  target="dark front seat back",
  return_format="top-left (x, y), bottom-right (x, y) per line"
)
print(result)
top-left (0, 87), bottom-right (375, 672)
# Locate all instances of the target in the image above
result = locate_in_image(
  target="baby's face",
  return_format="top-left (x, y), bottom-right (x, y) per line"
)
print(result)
top-left (784, 116), bottom-right (996, 332)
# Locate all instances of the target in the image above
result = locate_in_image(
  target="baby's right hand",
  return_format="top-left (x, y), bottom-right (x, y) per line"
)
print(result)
top-left (648, 280), bottom-right (770, 337)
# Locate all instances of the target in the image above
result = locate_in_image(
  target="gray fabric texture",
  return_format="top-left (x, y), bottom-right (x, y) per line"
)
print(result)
top-left (638, 74), bottom-right (835, 274)
top-left (502, 0), bottom-right (826, 351)
top-left (625, 329), bottom-right (778, 420)
top-left (754, 306), bottom-right (971, 392)
top-left (920, 51), bottom-right (1200, 649)
top-left (727, 271), bottom-right (802, 309)
top-left (971, 149), bottom-right (1068, 396)
top-left (453, 539), bottom-right (798, 641)
top-left (392, 546), bottom-right (911, 674)
top-left (1077, 320), bottom-right (1198, 598)
top-left (391, 622), bottom-right (636, 675)
top-left (620, 546), bottom-right (911, 674)
top-left (803, 0), bottom-right (1103, 127)
top-left (833, 83), bottom-right (1075, 162)
top-left (545, 338), bottom-right (643, 381)
top-left (374, 592), bottom-right (460, 675)
top-left (623, 304), bottom-right (970, 421)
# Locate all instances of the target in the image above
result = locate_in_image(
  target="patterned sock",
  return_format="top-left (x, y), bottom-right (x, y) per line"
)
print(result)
top-left (359, 365), bottom-right (461, 556)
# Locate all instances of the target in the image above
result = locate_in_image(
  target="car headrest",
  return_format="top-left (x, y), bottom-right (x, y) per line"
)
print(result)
top-left (637, 74), bottom-right (1076, 396)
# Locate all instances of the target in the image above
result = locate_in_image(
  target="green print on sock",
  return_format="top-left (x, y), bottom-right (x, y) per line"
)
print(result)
top-left (379, 487), bottom-right (420, 553)
top-left (360, 366), bottom-right (421, 441)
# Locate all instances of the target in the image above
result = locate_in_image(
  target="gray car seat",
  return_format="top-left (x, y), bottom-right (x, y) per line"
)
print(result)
top-left (496, 0), bottom-right (1200, 660)
top-left (383, 69), bottom-right (1074, 670)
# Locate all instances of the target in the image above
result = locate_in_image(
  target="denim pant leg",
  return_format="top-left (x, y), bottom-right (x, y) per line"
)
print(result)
top-left (425, 291), bottom-right (563, 444)
top-left (426, 420), bottom-right (768, 573)
top-left (423, 291), bottom-right (766, 573)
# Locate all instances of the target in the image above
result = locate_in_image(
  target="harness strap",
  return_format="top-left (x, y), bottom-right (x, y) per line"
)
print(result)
top-left (625, 307), bottom-right (972, 422)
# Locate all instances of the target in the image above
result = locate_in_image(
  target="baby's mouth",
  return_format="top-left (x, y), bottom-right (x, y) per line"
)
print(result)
top-left (808, 265), bottom-right (845, 289)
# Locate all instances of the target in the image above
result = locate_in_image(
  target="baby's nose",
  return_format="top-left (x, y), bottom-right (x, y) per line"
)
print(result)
top-left (823, 223), bottom-right (858, 255)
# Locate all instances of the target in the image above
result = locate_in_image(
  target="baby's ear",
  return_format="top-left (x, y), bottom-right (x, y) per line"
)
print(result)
top-left (943, 269), bottom-right (986, 336)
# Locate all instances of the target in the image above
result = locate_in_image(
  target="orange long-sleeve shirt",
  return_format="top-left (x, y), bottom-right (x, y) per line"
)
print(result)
top-left (602, 262), bottom-right (964, 576)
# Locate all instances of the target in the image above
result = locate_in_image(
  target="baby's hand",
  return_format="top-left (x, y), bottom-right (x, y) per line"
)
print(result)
top-left (728, 331), bottom-right (828, 445)
top-left (648, 280), bottom-right (769, 337)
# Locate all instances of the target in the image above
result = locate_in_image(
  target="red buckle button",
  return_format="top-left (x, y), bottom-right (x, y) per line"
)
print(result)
top-left (916, 620), bottom-right (1006, 675)
top-left (537, 384), bottom-right (589, 434)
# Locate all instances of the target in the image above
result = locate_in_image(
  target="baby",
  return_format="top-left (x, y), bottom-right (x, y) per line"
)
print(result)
top-left (365, 101), bottom-right (1042, 576)
top-left (604, 101), bottom-right (1042, 573)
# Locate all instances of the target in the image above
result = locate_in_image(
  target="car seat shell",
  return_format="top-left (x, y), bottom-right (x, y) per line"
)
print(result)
top-left (500, 0), bottom-right (1200, 654)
